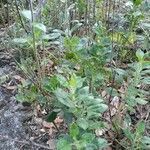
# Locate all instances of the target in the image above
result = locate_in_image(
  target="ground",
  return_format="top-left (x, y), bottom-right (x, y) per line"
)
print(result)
top-left (0, 45), bottom-right (57, 149)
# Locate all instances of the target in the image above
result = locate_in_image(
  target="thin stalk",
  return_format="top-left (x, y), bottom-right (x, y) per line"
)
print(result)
top-left (89, 76), bottom-right (93, 93)
top-left (39, 0), bottom-right (46, 78)
top-left (52, 121), bottom-right (60, 133)
top-left (108, 0), bottom-right (116, 123)
top-left (93, 0), bottom-right (96, 23)
top-left (85, 0), bottom-right (88, 36)
top-left (105, 0), bottom-right (108, 26)
top-left (107, 0), bottom-right (111, 29)
top-left (29, 0), bottom-right (41, 84)
top-left (14, 0), bottom-right (28, 34)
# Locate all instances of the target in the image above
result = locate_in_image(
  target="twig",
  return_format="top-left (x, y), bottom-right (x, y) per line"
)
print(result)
top-left (108, 0), bottom-right (116, 123)
top-left (14, 0), bottom-right (28, 34)
top-left (53, 121), bottom-right (60, 133)
top-left (0, 134), bottom-right (52, 150)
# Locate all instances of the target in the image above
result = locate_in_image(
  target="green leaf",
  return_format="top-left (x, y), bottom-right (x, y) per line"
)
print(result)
top-left (115, 68), bottom-right (126, 76)
top-left (69, 74), bottom-right (77, 89)
top-left (21, 10), bottom-right (32, 20)
top-left (69, 123), bottom-right (79, 139)
top-left (33, 23), bottom-right (46, 32)
top-left (78, 86), bottom-right (89, 95)
top-left (88, 103), bottom-right (108, 113)
top-left (133, 0), bottom-right (142, 6)
top-left (69, 74), bottom-right (85, 89)
top-left (0, 75), bottom-right (8, 85)
top-left (142, 77), bottom-right (150, 84)
top-left (43, 76), bottom-right (59, 91)
top-left (136, 121), bottom-right (145, 135)
top-left (57, 138), bottom-right (72, 150)
top-left (97, 138), bottom-right (108, 149)
top-left (136, 98), bottom-right (148, 105)
top-left (13, 38), bottom-right (27, 44)
top-left (136, 49), bottom-right (144, 61)
top-left (56, 74), bottom-right (68, 87)
top-left (81, 133), bottom-right (95, 143)
top-left (77, 118), bottom-right (89, 130)
top-left (46, 111), bottom-right (58, 122)
top-left (123, 128), bottom-right (134, 141)
top-left (141, 23), bottom-right (150, 29)
top-left (60, 0), bottom-right (66, 3)
top-left (55, 88), bottom-right (75, 108)
top-left (71, 23), bottom-right (82, 34)
top-left (42, 33), bottom-right (61, 40)
top-left (76, 76), bottom-right (84, 88)
top-left (95, 98), bottom-right (104, 103)
top-left (142, 136), bottom-right (150, 144)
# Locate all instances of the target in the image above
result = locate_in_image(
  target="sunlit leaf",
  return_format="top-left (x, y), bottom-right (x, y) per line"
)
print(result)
top-left (57, 138), bottom-right (72, 150)
top-left (77, 118), bottom-right (89, 130)
top-left (136, 121), bottom-right (145, 135)
top-left (55, 88), bottom-right (75, 108)
top-left (97, 138), bottom-right (108, 149)
top-left (42, 33), bottom-right (61, 40)
top-left (123, 128), bottom-right (134, 141)
top-left (21, 10), bottom-right (32, 20)
top-left (136, 49), bottom-right (144, 61)
top-left (13, 38), bottom-right (27, 44)
top-left (136, 98), bottom-right (148, 105)
top-left (60, 0), bottom-right (66, 3)
top-left (33, 23), bottom-right (46, 32)
top-left (69, 123), bottom-right (79, 139)
top-left (133, 0), bottom-right (142, 6)
top-left (81, 133), bottom-right (95, 142)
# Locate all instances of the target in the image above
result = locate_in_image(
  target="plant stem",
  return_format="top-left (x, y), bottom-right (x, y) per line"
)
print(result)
top-left (52, 121), bottom-right (60, 133)
top-left (29, 0), bottom-right (41, 84)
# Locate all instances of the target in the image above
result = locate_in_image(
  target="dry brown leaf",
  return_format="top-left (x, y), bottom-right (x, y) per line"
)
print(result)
top-left (118, 86), bottom-right (125, 94)
top-left (2, 85), bottom-right (17, 90)
top-left (101, 90), bottom-right (107, 98)
top-left (54, 117), bottom-right (63, 124)
top-left (40, 128), bottom-right (46, 133)
top-left (110, 96), bottom-right (120, 116)
top-left (95, 129), bottom-right (105, 136)
top-left (48, 127), bottom-right (53, 136)
top-left (13, 75), bottom-right (25, 83)
top-left (41, 109), bottom-right (47, 115)
top-left (35, 104), bottom-right (42, 117)
top-left (42, 121), bottom-right (54, 129)
top-left (34, 118), bottom-right (43, 125)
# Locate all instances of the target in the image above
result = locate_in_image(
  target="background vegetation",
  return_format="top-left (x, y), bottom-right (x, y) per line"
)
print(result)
top-left (0, 0), bottom-right (150, 149)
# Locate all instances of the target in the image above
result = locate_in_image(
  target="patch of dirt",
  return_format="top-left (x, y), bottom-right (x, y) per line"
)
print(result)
top-left (0, 45), bottom-right (57, 150)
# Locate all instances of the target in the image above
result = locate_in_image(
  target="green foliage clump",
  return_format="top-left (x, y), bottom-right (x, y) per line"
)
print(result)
top-left (5, 0), bottom-right (150, 149)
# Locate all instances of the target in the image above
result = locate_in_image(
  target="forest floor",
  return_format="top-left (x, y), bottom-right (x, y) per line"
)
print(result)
top-left (0, 1), bottom-right (149, 149)
top-left (0, 32), bottom-right (149, 150)
top-left (0, 34), bottom-right (57, 149)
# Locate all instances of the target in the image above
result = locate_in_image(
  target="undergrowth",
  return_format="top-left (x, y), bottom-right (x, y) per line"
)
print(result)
top-left (0, 0), bottom-right (150, 149)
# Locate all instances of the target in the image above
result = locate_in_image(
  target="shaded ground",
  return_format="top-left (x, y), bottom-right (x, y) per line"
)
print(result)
top-left (0, 44), bottom-right (56, 149)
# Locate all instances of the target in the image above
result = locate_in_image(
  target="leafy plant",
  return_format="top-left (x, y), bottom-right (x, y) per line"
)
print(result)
top-left (57, 122), bottom-right (108, 150)
top-left (125, 49), bottom-right (149, 110)
top-left (42, 73), bottom-right (109, 149)
top-left (4, 0), bottom-right (149, 149)
top-left (121, 121), bottom-right (150, 149)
